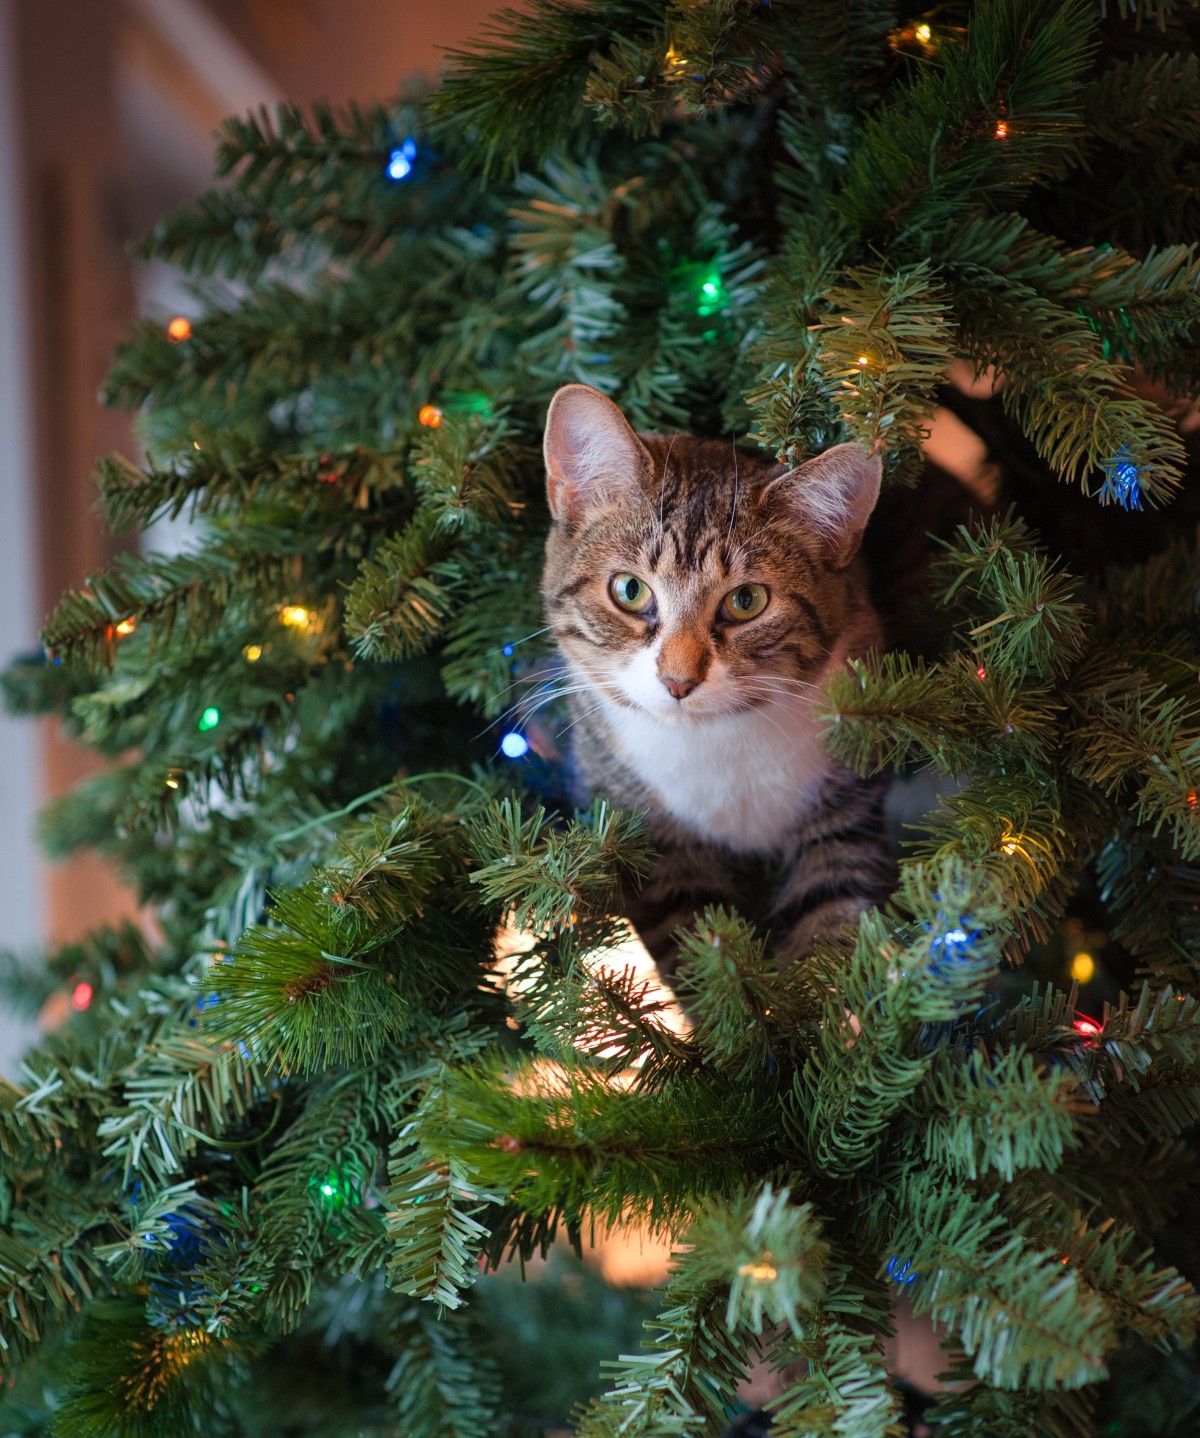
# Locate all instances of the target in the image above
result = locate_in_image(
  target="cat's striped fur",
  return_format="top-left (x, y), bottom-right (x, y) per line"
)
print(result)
top-left (540, 383), bottom-right (895, 980)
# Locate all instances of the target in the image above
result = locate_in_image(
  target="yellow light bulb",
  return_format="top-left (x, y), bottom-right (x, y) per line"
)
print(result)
top-left (737, 1258), bottom-right (779, 1282)
top-left (915, 22), bottom-right (932, 42)
top-left (280, 605), bottom-right (313, 629)
top-left (243, 643), bottom-right (263, 662)
top-left (857, 355), bottom-right (870, 368)
top-left (1070, 952), bottom-right (1095, 984)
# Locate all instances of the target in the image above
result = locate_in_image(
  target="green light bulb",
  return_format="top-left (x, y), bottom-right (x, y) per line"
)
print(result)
top-left (697, 270), bottom-right (726, 316)
top-left (197, 706), bottom-right (220, 732)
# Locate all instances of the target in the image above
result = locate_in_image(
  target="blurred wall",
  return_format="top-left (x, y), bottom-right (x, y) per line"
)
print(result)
top-left (0, 0), bottom-right (42, 1066)
top-left (202, 0), bottom-right (501, 108)
top-left (0, 0), bottom-right (503, 1066)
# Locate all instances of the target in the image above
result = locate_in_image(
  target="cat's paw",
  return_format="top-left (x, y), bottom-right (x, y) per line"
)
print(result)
top-left (776, 896), bottom-right (870, 963)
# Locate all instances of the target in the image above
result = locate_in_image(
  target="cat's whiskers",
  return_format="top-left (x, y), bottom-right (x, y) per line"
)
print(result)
top-left (482, 663), bottom-right (564, 712)
top-left (728, 695), bottom-right (798, 749)
top-left (509, 681), bottom-right (606, 727)
top-left (471, 674), bottom-right (568, 740)
top-left (555, 696), bottom-right (615, 738)
top-left (471, 673), bottom-right (606, 742)
top-left (507, 665), bottom-right (625, 725)
top-left (511, 624), bottom-right (553, 646)
top-left (741, 674), bottom-right (824, 700)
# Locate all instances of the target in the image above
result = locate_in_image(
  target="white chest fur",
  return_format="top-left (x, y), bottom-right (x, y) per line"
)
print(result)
top-left (602, 695), bottom-right (830, 853)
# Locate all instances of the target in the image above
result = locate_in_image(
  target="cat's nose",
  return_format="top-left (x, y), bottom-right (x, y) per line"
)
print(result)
top-left (661, 674), bottom-right (699, 700)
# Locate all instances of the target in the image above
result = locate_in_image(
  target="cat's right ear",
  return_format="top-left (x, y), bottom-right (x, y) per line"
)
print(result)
top-left (543, 384), bottom-right (653, 524)
top-left (773, 443), bottom-right (883, 568)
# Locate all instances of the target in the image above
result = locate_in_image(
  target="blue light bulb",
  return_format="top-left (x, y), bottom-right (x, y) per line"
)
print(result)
top-left (1100, 447), bottom-right (1143, 509)
top-left (502, 644), bottom-right (514, 657)
top-left (386, 138), bottom-right (417, 182)
top-left (500, 731), bottom-right (529, 759)
top-left (940, 926), bottom-right (970, 956)
top-left (927, 900), bottom-right (979, 967)
top-left (886, 1255), bottom-right (918, 1285)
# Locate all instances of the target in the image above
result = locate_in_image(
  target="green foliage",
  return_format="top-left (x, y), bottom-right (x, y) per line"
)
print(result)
top-left (767, 1313), bottom-right (901, 1438)
top-left (671, 907), bottom-right (783, 1080)
top-left (476, 1246), bottom-right (659, 1425)
top-left (836, 0), bottom-right (1097, 240)
top-left (574, 1228), bottom-right (755, 1438)
top-left (386, 1123), bottom-right (496, 1311)
top-left (811, 263), bottom-right (955, 478)
top-left (690, 1184), bottom-right (829, 1339)
top-left (894, 1172), bottom-right (1111, 1389)
top-left (511, 935), bottom-right (699, 1078)
top-left (50, 1296), bottom-right (249, 1438)
top-left (0, 1182), bottom-right (113, 1365)
top-left (383, 1302), bottom-right (506, 1438)
top-left (5, 0), bottom-right (1200, 1432)
top-left (427, 1053), bottom-right (769, 1236)
top-left (916, 1047), bottom-right (1088, 1184)
top-left (467, 796), bottom-right (652, 932)
top-left (431, 2), bottom-right (665, 170)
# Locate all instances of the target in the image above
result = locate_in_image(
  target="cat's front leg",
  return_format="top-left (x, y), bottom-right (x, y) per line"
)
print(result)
top-left (624, 838), bottom-right (750, 990)
top-left (769, 772), bottom-right (894, 963)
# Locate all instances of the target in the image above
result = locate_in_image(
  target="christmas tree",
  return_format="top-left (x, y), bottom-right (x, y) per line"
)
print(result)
top-left (4, 1), bottom-right (1200, 1433)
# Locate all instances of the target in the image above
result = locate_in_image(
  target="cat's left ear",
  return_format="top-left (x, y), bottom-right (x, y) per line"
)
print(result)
top-left (543, 384), bottom-right (654, 524)
top-left (774, 443), bottom-right (882, 568)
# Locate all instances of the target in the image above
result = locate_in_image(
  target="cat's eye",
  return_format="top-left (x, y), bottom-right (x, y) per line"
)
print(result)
top-left (610, 573), bottom-right (654, 614)
top-left (720, 583), bottom-right (769, 622)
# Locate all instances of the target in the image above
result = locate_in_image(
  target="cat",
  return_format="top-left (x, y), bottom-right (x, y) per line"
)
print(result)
top-left (539, 382), bottom-right (896, 979)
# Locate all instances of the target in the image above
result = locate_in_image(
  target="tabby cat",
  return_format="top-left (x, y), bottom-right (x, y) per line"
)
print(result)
top-left (540, 383), bottom-right (895, 978)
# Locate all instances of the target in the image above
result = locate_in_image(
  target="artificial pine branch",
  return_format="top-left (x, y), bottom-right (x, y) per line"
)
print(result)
top-left (574, 1250), bottom-right (753, 1437)
top-left (41, 531), bottom-right (310, 670)
top-left (6, 0), bottom-right (1200, 1428)
top-left (892, 1171), bottom-right (1113, 1389)
top-left (384, 1302), bottom-right (506, 1438)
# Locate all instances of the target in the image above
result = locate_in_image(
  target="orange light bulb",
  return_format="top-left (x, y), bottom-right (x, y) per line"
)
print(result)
top-left (167, 316), bottom-right (192, 342)
top-left (418, 404), bottom-right (443, 428)
top-left (1070, 952), bottom-right (1095, 984)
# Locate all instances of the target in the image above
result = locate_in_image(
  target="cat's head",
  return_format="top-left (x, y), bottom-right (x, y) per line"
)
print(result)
top-left (541, 384), bottom-right (881, 724)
